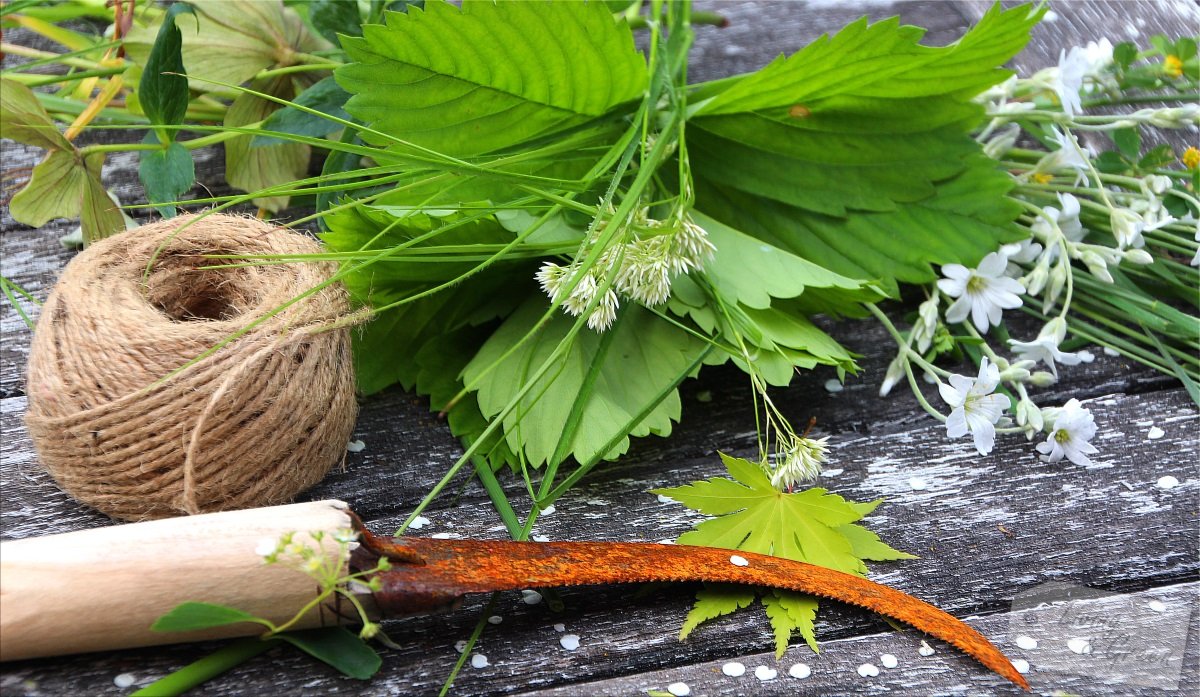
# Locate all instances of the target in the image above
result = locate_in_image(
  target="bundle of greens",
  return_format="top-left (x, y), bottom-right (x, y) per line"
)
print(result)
top-left (4, 1), bottom-right (1198, 690)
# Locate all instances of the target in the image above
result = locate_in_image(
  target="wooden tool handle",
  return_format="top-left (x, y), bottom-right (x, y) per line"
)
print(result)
top-left (0, 500), bottom-right (354, 662)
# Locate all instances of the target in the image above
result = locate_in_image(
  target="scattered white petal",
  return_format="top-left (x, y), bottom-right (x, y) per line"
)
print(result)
top-left (754, 666), bottom-right (777, 681)
top-left (1067, 638), bottom-right (1092, 654)
top-left (532, 535), bottom-right (550, 542)
top-left (788, 663), bottom-right (811, 679)
top-left (1147, 426), bottom-right (1165, 440)
top-left (553, 623), bottom-right (566, 632)
top-left (1015, 635), bottom-right (1038, 650)
top-left (856, 663), bottom-right (880, 678)
top-left (722, 662), bottom-right (746, 677)
top-left (880, 654), bottom-right (898, 669)
top-left (1012, 658), bottom-right (1030, 674)
top-left (487, 615), bottom-right (502, 625)
top-left (541, 505), bottom-right (556, 516)
top-left (254, 538), bottom-right (277, 557)
top-left (822, 468), bottom-right (844, 477)
top-left (667, 681), bottom-right (691, 696)
top-left (586, 499), bottom-right (608, 506)
top-left (824, 379), bottom-right (844, 393)
top-left (522, 590), bottom-right (543, 605)
top-left (454, 640), bottom-right (468, 653)
top-left (1156, 475), bottom-right (1180, 490)
top-left (113, 674), bottom-right (136, 689)
top-left (430, 532), bottom-right (458, 539)
top-left (1043, 9), bottom-right (1058, 21)
top-left (657, 494), bottom-right (674, 504)
top-left (1103, 346), bottom-right (1120, 356)
top-left (409, 516), bottom-right (431, 530)
top-left (909, 478), bottom-right (929, 491)
top-left (346, 439), bottom-right (366, 453)
top-left (730, 555), bottom-right (749, 567)
top-left (918, 641), bottom-right (935, 656)
top-left (1148, 600), bottom-right (1167, 613)
top-left (658, 539), bottom-right (677, 545)
top-left (559, 634), bottom-right (581, 651)
top-left (470, 654), bottom-right (489, 669)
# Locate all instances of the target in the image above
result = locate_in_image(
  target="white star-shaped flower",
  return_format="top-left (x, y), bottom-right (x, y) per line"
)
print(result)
top-left (1036, 398), bottom-right (1099, 465)
top-left (1055, 40), bottom-right (1113, 116)
top-left (938, 357), bottom-right (1011, 456)
top-left (1009, 317), bottom-right (1095, 377)
top-left (938, 252), bottom-right (1025, 333)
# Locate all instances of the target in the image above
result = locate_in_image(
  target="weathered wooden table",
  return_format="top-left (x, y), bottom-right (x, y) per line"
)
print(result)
top-left (2, 2), bottom-right (1197, 695)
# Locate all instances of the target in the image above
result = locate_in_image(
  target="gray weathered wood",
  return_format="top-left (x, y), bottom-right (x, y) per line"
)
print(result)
top-left (1, 2), bottom-right (1197, 696)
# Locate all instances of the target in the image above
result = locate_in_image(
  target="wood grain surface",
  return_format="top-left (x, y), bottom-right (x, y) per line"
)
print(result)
top-left (1, 1), bottom-right (1197, 696)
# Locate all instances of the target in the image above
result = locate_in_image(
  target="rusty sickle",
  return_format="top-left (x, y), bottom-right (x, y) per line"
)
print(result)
top-left (350, 517), bottom-right (1029, 691)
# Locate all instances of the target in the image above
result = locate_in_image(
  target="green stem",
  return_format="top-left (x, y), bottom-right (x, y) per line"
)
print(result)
top-left (255, 62), bottom-right (342, 80)
top-left (4, 65), bottom-right (125, 86)
top-left (1082, 92), bottom-right (1200, 107)
top-left (625, 9), bottom-right (724, 30)
top-left (79, 123), bottom-right (261, 156)
top-left (131, 638), bottom-right (274, 697)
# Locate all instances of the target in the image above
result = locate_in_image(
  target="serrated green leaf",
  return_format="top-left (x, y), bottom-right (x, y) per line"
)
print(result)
top-left (762, 590), bottom-right (819, 657)
top-left (275, 627), bottom-right (381, 679)
top-left (0, 78), bottom-right (72, 151)
top-left (337, 0), bottom-right (647, 156)
top-left (138, 133), bottom-right (195, 217)
top-left (1112, 127), bottom-right (1141, 160)
top-left (838, 523), bottom-right (919, 562)
top-left (151, 602), bottom-right (271, 632)
top-left (679, 583), bottom-right (755, 639)
top-left (464, 299), bottom-right (706, 467)
top-left (253, 76), bottom-right (352, 146)
top-left (138, 2), bottom-right (195, 141)
top-left (224, 76), bottom-right (310, 212)
top-left (125, 0), bottom-right (331, 90)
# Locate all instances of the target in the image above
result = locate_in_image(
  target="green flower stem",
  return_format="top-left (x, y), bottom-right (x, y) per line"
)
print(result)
top-left (1082, 92), bottom-right (1200, 108)
top-left (625, 9), bottom-right (725, 30)
top-left (472, 454), bottom-right (524, 539)
top-left (1021, 308), bottom-right (1176, 376)
top-left (131, 638), bottom-right (275, 697)
top-left (79, 122), bottom-right (263, 156)
top-left (0, 42), bottom-right (101, 70)
top-left (4, 66), bottom-right (126, 87)
top-left (255, 62), bottom-right (343, 80)
top-left (1069, 296), bottom-right (1200, 368)
top-left (865, 303), bottom-right (949, 422)
top-left (438, 594), bottom-right (500, 697)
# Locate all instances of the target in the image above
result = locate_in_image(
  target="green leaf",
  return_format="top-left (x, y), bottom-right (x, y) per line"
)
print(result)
top-left (80, 165), bottom-right (130, 243)
top-left (138, 132), bottom-right (196, 217)
top-left (1113, 41), bottom-right (1137, 68)
top-left (151, 602), bottom-right (271, 632)
top-left (139, 2), bottom-right (196, 140)
top-left (309, 0), bottom-right (364, 45)
top-left (253, 76), bottom-right (352, 146)
top-left (679, 583), bottom-right (755, 639)
top-left (125, 0), bottom-right (332, 90)
top-left (838, 523), bottom-right (918, 561)
top-left (275, 627), bottom-right (382, 680)
top-left (1138, 144), bottom-right (1175, 170)
top-left (761, 589), bottom-right (819, 657)
top-left (0, 78), bottom-right (72, 151)
top-left (658, 453), bottom-right (867, 574)
top-left (1112, 127), bottom-right (1141, 160)
top-left (464, 299), bottom-right (707, 467)
top-left (337, 0), bottom-right (647, 156)
top-left (1094, 150), bottom-right (1130, 175)
top-left (224, 76), bottom-right (310, 212)
top-left (9, 150), bottom-right (89, 227)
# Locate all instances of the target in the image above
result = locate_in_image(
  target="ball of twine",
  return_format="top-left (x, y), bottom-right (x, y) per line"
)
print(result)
top-left (25, 214), bottom-right (358, 521)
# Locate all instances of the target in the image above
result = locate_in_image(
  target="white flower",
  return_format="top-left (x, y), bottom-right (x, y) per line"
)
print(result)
top-left (586, 288), bottom-right (619, 331)
top-left (939, 358), bottom-right (1011, 456)
top-left (1035, 129), bottom-right (1091, 185)
top-left (771, 436), bottom-right (829, 490)
top-left (938, 252), bottom-right (1025, 332)
top-left (1009, 317), bottom-right (1095, 377)
top-left (1036, 398), bottom-right (1099, 465)
top-left (1055, 39), bottom-right (1114, 115)
top-left (1192, 223), bottom-right (1200, 268)
top-left (1109, 208), bottom-right (1146, 249)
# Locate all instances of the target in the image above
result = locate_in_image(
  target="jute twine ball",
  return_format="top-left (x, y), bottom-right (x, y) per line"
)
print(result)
top-left (25, 214), bottom-right (358, 521)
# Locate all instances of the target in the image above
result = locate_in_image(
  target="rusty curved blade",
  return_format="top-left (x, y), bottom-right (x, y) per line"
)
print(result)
top-left (355, 528), bottom-right (1028, 690)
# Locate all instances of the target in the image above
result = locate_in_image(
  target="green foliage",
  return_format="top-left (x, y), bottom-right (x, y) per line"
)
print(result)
top-left (0, 78), bottom-right (72, 151)
top-left (138, 133), bottom-right (195, 218)
top-left (254, 76), bottom-right (352, 146)
top-left (654, 453), bottom-right (913, 657)
top-left (337, 0), bottom-right (647, 156)
top-left (151, 602), bottom-right (271, 632)
top-left (224, 76), bottom-right (311, 212)
top-left (138, 2), bottom-right (195, 141)
top-left (275, 627), bottom-right (382, 679)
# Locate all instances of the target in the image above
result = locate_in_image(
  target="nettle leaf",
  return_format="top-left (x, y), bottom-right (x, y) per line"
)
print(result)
top-left (224, 76), bottom-right (310, 212)
top-left (253, 76), bottom-right (352, 146)
top-left (688, 4), bottom-right (1041, 293)
top-left (138, 132), bottom-right (196, 218)
top-left (0, 78), bottom-right (72, 151)
top-left (337, 0), bottom-right (647, 156)
top-left (138, 2), bottom-right (195, 139)
top-left (464, 299), bottom-right (707, 467)
top-left (655, 453), bottom-right (914, 656)
top-left (125, 0), bottom-right (332, 90)
top-left (151, 602), bottom-right (271, 632)
top-left (275, 627), bottom-right (381, 680)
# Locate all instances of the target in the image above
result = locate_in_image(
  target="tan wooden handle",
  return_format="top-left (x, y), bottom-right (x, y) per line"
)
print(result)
top-left (0, 500), bottom-right (354, 662)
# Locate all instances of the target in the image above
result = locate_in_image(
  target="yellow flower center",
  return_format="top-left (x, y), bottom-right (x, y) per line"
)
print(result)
top-left (1163, 55), bottom-right (1183, 78)
top-left (1032, 172), bottom-right (1053, 185)
top-left (1183, 146), bottom-right (1200, 171)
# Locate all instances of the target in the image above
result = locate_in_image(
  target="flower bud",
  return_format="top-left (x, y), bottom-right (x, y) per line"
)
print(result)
top-left (1000, 366), bottom-right (1032, 382)
top-left (1081, 250), bottom-right (1114, 283)
top-left (984, 124), bottom-right (1021, 159)
top-left (1042, 265), bottom-right (1067, 313)
top-left (1023, 263), bottom-right (1049, 296)
top-left (1110, 208), bottom-right (1145, 249)
top-left (1016, 398), bottom-right (1045, 433)
top-left (1145, 175), bottom-right (1173, 195)
top-left (879, 356), bottom-right (906, 397)
top-left (1030, 371), bottom-right (1057, 387)
top-left (360, 622), bottom-right (380, 640)
top-left (1143, 104), bottom-right (1200, 129)
top-left (1123, 248), bottom-right (1154, 265)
